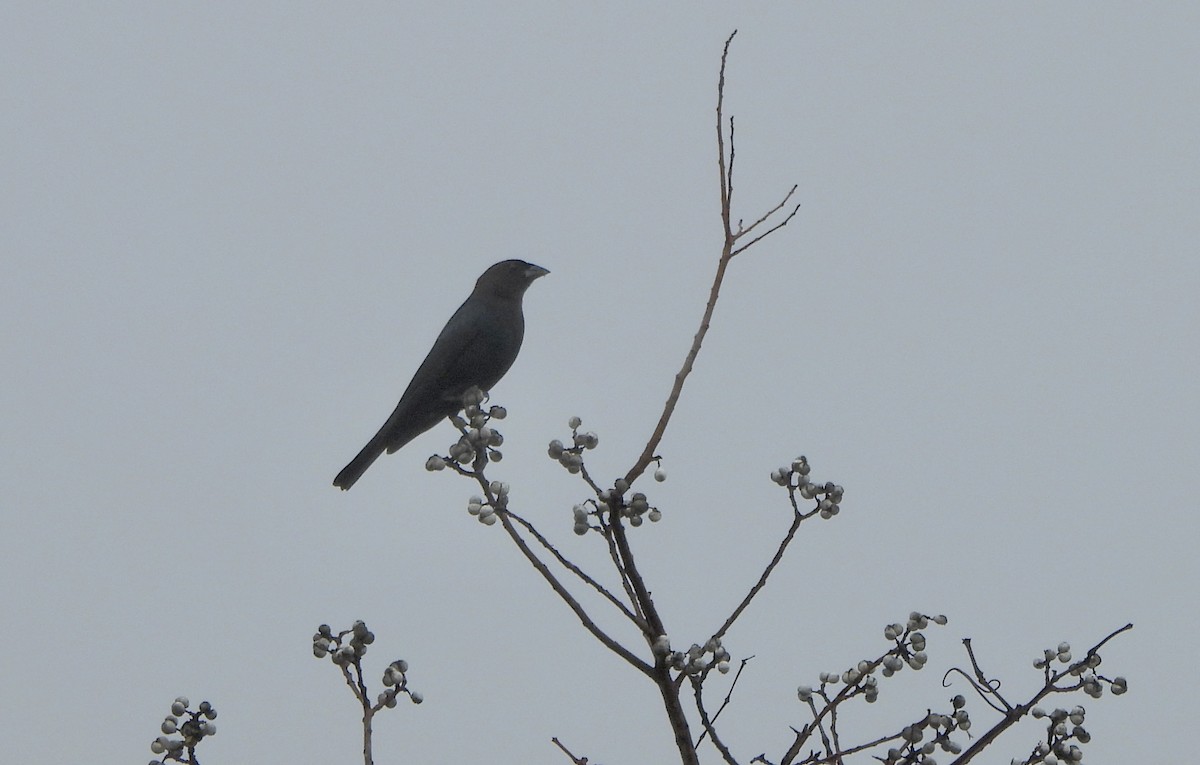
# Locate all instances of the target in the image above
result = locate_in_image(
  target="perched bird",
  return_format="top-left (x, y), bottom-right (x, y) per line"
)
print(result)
top-left (334, 260), bottom-right (549, 490)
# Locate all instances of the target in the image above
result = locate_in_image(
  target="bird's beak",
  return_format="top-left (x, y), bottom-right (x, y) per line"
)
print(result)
top-left (526, 264), bottom-right (550, 280)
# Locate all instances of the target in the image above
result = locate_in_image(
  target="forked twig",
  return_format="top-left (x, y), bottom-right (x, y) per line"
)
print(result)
top-left (625, 30), bottom-right (799, 487)
top-left (507, 510), bottom-right (649, 632)
top-left (498, 507), bottom-right (652, 675)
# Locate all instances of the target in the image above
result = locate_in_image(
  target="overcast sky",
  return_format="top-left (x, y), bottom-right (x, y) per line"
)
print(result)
top-left (2, 4), bottom-right (1197, 764)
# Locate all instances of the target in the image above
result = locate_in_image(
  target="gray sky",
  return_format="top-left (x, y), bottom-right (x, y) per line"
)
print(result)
top-left (2, 3), bottom-right (1196, 764)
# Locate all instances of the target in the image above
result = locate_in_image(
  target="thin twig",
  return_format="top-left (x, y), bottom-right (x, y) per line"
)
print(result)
top-left (625, 28), bottom-right (798, 485)
top-left (599, 514), bottom-right (645, 622)
top-left (696, 656), bottom-right (754, 746)
top-left (717, 30), bottom-right (737, 235)
top-left (551, 736), bottom-right (589, 764)
top-left (730, 196), bottom-right (802, 258)
top-left (607, 506), bottom-right (699, 764)
top-left (507, 509), bottom-right (649, 632)
top-left (827, 701), bottom-right (843, 765)
top-left (1086, 621), bottom-right (1135, 655)
top-left (622, 250), bottom-right (734, 487)
top-left (735, 184), bottom-right (799, 242)
top-left (943, 665), bottom-right (1009, 714)
top-left (609, 510), bottom-right (666, 638)
top-left (691, 675), bottom-right (741, 765)
top-left (346, 660), bottom-right (375, 765)
top-left (956, 638), bottom-right (1011, 712)
top-left (624, 29), bottom-right (739, 486)
top-left (781, 675), bottom-right (882, 764)
top-left (497, 507), bottom-right (653, 675)
top-left (714, 496), bottom-right (816, 641)
top-left (727, 114), bottom-right (736, 215)
top-left (808, 695), bottom-right (836, 764)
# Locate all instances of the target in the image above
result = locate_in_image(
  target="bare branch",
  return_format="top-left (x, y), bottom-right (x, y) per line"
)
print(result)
top-left (730, 195), bottom-right (802, 258)
top-left (623, 250), bottom-right (735, 486)
top-left (625, 30), bottom-right (799, 485)
top-left (943, 664), bottom-right (1009, 714)
top-left (806, 694), bottom-right (837, 764)
top-left (696, 656), bottom-right (754, 747)
top-left (717, 30), bottom-right (738, 235)
top-left (734, 184), bottom-right (799, 241)
top-left (727, 114), bottom-right (736, 218)
top-left (691, 675), bottom-right (741, 765)
top-left (608, 510), bottom-right (667, 639)
top-left (1087, 621), bottom-right (1135, 654)
top-left (956, 637), bottom-right (1012, 712)
top-left (507, 509), bottom-right (649, 633)
top-left (497, 508), bottom-right (653, 675)
top-left (714, 492), bottom-right (817, 641)
top-left (599, 513), bottom-right (647, 622)
top-left (551, 737), bottom-right (590, 765)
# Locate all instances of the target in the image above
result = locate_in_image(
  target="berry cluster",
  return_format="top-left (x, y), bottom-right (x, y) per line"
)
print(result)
top-left (652, 634), bottom-right (732, 677)
top-left (313, 620), bottom-right (374, 663)
top-left (797, 613), bottom-right (949, 708)
top-left (1018, 705), bottom-right (1097, 765)
top-left (791, 614), bottom-right (964, 764)
top-left (881, 701), bottom-right (970, 765)
top-left (377, 659), bottom-right (420, 708)
top-left (571, 477), bottom-right (663, 535)
top-left (312, 621), bottom-right (424, 708)
top-left (425, 389), bottom-right (508, 472)
top-left (547, 416), bottom-right (598, 474)
top-left (1033, 641), bottom-right (1127, 699)
top-left (149, 697), bottom-right (217, 765)
top-left (467, 480), bottom-right (510, 526)
top-left (881, 612), bottom-right (948, 676)
top-left (770, 456), bottom-right (844, 518)
top-left (545, 416), bottom-right (666, 533)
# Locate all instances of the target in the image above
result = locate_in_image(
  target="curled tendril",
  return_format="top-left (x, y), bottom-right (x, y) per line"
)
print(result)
top-left (942, 666), bottom-right (1008, 714)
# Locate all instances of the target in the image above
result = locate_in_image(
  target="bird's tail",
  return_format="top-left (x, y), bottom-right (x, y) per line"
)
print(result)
top-left (333, 437), bottom-right (386, 490)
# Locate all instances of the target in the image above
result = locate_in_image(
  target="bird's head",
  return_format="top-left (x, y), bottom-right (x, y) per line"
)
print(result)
top-left (476, 260), bottom-right (550, 299)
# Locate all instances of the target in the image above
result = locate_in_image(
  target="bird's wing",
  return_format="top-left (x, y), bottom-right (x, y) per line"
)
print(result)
top-left (400, 307), bottom-right (496, 404)
top-left (372, 303), bottom-right (503, 454)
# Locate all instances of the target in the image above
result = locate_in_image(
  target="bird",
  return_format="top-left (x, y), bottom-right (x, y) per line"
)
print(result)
top-left (334, 259), bottom-right (549, 490)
